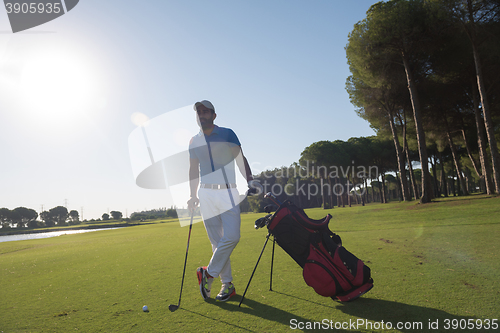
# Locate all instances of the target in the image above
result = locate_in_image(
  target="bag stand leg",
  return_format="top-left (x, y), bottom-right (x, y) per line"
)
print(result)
top-left (238, 233), bottom-right (273, 307)
top-left (269, 237), bottom-right (275, 291)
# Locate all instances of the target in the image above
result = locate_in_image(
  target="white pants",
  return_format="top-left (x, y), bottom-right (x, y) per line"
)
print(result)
top-left (198, 187), bottom-right (241, 284)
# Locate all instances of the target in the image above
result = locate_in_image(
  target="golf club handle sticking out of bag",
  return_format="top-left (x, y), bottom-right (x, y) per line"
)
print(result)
top-left (264, 192), bottom-right (282, 206)
top-left (254, 193), bottom-right (282, 229)
top-left (169, 210), bottom-right (195, 312)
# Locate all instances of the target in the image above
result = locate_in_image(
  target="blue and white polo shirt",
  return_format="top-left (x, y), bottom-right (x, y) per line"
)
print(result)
top-left (189, 125), bottom-right (241, 185)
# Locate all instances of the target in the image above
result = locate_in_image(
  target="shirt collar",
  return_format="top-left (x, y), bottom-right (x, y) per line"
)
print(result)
top-left (199, 125), bottom-right (219, 136)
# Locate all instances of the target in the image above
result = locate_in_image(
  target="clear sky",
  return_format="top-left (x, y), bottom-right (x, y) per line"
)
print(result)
top-left (0, 0), bottom-right (380, 220)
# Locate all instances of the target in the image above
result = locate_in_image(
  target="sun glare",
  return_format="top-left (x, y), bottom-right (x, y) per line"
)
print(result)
top-left (20, 48), bottom-right (95, 126)
top-left (131, 112), bottom-right (150, 127)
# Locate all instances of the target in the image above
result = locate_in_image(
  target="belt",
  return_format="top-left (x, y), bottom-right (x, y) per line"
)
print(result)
top-left (200, 183), bottom-right (237, 190)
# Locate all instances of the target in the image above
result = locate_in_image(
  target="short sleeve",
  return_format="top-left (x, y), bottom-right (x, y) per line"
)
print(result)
top-left (227, 129), bottom-right (241, 146)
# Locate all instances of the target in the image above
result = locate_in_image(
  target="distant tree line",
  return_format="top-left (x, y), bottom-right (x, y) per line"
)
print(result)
top-left (0, 204), bottom-right (181, 230)
top-left (242, 133), bottom-right (486, 213)
top-left (101, 211), bottom-right (124, 221)
top-left (0, 206), bottom-right (130, 230)
top-left (129, 207), bottom-right (178, 221)
top-left (0, 206), bottom-right (81, 229)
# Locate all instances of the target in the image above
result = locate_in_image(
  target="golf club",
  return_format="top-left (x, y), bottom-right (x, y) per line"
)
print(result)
top-left (169, 209), bottom-right (195, 312)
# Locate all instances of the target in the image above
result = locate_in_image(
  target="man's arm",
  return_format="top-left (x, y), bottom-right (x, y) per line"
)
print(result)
top-left (232, 145), bottom-right (263, 194)
top-left (231, 145), bottom-right (253, 182)
top-left (187, 157), bottom-right (200, 211)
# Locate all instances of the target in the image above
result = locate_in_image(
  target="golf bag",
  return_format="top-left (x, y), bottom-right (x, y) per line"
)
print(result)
top-left (267, 200), bottom-right (373, 302)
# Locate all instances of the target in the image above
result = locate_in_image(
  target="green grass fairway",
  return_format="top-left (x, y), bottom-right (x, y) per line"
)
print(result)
top-left (1, 195), bottom-right (499, 332)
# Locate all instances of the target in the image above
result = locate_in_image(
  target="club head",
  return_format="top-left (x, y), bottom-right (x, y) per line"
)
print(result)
top-left (168, 304), bottom-right (179, 312)
top-left (254, 216), bottom-right (267, 229)
top-left (254, 214), bottom-right (272, 229)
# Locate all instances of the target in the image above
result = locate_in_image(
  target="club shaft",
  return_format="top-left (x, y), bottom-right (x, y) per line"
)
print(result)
top-left (270, 237), bottom-right (275, 291)
top-left (175, 211), bottom-right (194, 308)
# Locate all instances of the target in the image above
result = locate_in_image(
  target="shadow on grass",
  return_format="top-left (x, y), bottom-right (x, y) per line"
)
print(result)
top-left (182, 295), bottom-right (362, 333)
top-left (337, 298), bottom-right (477, 332)
top-left (228, 291), bottom-right (477, 332)
top-left (270, 290), bottom-right (337, 309)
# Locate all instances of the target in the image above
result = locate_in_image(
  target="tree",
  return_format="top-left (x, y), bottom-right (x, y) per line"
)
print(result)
top-left (49, 206), bottom-right (68, 226)
top-left (346, 73), bottom-right (411, 201)
top-left (12, 207), bottom-right (38, 228)
top-left (248, 195), bottom-right (267, 213)
top-left (370, 138), bottom-right (398, 203)
top-left (0, 208), bottom-right (12, 229)
top-left (102, 213), bottom-right (110, 221)
top-left (435, 0), bottom-right (500, 193)
top-left (110, 211), bottom-right (122, 220)
top-left (300, 141), bottom-right (338, 209)
top-left (40, 211), bottom-right (54, 227)
top-left (9, 209), bottom-right (22, 228)
top-left (346, 0), bottom-right (440, 203)
top-left (69, 210), bottom-right (80, 224)
top-left (422, 75), bottom-right (472, 196)
top-left (416, 0), bottom-right (500, 194)
top-left (472, 78), bottom-right (494, 193)
top-left (166, 208), bottom-right (178, 218)
top-left (347, 137), bottom-right (380, 205)
top-left (130, 212), bottom-right (147, 221)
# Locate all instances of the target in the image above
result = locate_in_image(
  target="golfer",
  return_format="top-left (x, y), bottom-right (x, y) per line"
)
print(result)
top-left (187, 100), bottom-right (262, 302)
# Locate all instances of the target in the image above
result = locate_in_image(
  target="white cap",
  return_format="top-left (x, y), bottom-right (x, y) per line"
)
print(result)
top-left (194, 100), bottom-right (215, 112)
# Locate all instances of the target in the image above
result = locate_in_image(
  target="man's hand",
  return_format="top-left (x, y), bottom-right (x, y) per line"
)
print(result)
top-left (247, 179), bottom-right (264, 196)
top-left (187, 197), bottom-right (199, 212)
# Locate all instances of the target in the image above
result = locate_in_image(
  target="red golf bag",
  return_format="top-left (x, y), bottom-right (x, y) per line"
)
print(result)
top-left (267, 200), bottom-right (373, 302)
